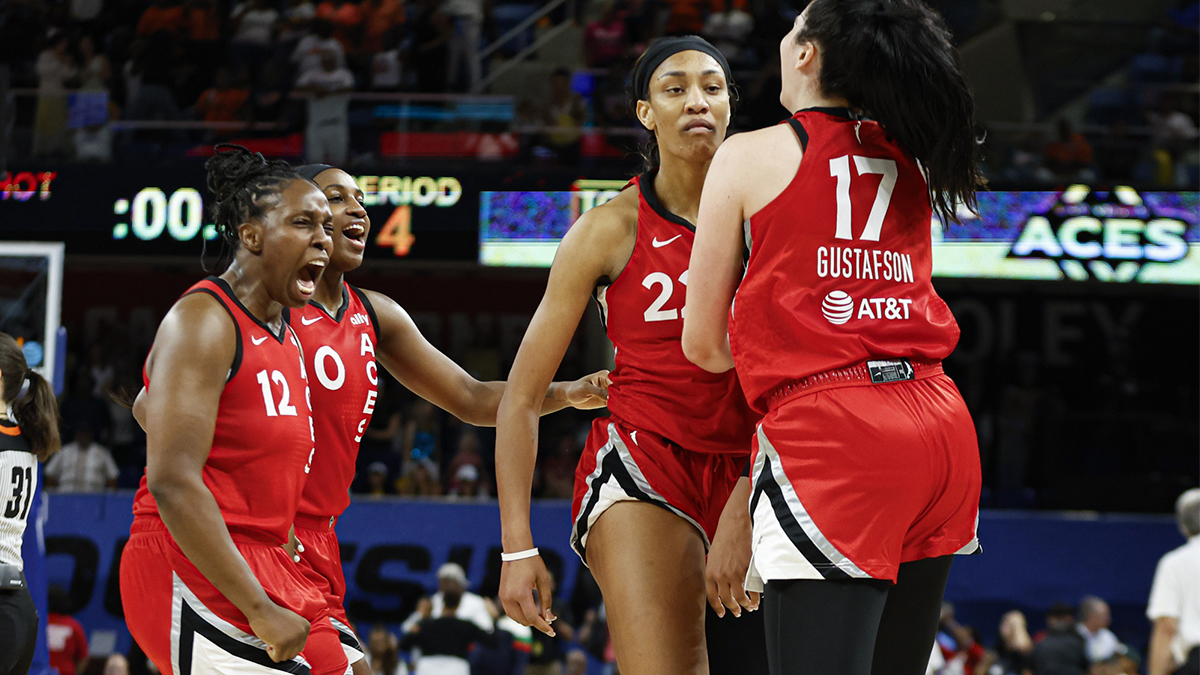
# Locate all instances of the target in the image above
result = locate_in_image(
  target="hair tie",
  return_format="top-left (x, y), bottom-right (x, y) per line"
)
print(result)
top-left (15, 375), bottom-right (31, 402)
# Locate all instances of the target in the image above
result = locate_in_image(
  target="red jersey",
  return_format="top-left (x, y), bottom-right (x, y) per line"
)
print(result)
top-left (133, 277), bottom-right (316, 544)
top-left (730, 108), bottom-right (960, 412)
top-left (290, 282), bottom-right (380, 520)
top-left (596, 172), bottom-right (757, 454)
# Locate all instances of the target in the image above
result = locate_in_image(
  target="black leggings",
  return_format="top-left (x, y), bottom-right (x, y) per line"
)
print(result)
top-left (0, 582), bottom-right (38, 675)
top-left (763, 556), bottom-right (953, 675)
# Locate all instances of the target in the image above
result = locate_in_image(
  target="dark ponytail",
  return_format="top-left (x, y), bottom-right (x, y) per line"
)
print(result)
top-left (0, 333), bottom-right (61, 461)
top-left (205, 144), bottom-right (306, 250)
top-left (798, 0), bottom-right (986, 224)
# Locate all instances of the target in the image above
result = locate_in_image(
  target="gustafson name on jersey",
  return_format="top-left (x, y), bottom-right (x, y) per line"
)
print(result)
top-left (311, 327), bottom-right (379, 443)
top-left (816, 245), bottom-right (915, 283)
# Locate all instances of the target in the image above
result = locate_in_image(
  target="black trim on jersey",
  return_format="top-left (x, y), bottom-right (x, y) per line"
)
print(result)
top-left (349, 285), bottom-right (381, 344)
top-left (184, 288), bottom-right (244, 383)
top-left (572, 447), bottom-right (678, 564)
top-left (207, 276), bottom-right (288, 344)
top-left (309, 283), bottom-right (351, 323)
top-left (0, 422), bottom-right (33, 454)
top-left (786, 118), bottom-right (809, 153)
top-left (798, 106), bottom-right (872, 122)
top-left (178, 601), bottom-right (311, 674)
top-left (749, 452), bottom-right (851, 581)
top-left (638, 170), bottom-right (696, 232)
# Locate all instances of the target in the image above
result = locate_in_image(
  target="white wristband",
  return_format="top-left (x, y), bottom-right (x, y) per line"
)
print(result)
top-left (501, 548), bottom-right (540, 562)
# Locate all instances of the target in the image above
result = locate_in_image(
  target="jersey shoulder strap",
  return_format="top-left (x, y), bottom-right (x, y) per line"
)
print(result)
top-left (348, 284), bottom-right (382, 344)
top-left (182, 277), bottom-right (244, 382)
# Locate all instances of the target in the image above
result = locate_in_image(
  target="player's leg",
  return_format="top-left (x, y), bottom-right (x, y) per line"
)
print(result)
top-left (0, 583), bottom-right (38, 675)
top-left (762, 577), bottom-right (889, 675)
top-left (871, 556), bottom-right (954, 675)
top-left (586, 501), bottom-right (709, 675)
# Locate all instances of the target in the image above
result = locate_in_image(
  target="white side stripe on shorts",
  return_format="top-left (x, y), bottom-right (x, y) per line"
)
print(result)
top-left (751, 426), bottom-right (873, 581)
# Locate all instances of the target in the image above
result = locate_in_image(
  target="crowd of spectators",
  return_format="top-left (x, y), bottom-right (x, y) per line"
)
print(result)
top-left (6, 0), bottom-right (1195, 184)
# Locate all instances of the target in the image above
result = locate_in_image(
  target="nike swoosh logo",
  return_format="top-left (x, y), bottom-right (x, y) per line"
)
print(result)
top-left (301, 316), bottom-right (322, 325)
top-left (630, 431), bottom-right (639, 446)
top-left (652, 235), bottom-right (682, 248)
top-left (251, 336), bottom-right (268, 345)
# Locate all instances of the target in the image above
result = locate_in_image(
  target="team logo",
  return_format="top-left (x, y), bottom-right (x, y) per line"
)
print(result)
top-left (1007, 185), bottom-right (1190, 282)
top-left (821, 290), bottom-right (854, 325)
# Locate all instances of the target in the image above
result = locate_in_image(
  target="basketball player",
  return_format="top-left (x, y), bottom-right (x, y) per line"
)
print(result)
top-left (0, 333), bottom-right (60, 675)
top-left (287, 163), bottom-right (610, 674)
top-left (119, 145), bottom-right (350, 674)
top-left (495, 37), bottom-right (761, 675)
top-left (682, 1), bottom-right (985, 674)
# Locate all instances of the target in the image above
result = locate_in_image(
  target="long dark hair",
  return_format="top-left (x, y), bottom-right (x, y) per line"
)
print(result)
top-left (0, 333), bottom-right (61, 461)
top-left (798, 0), bottom-right (985, 224)
top-left (204, 144), bottom-right (306, 260)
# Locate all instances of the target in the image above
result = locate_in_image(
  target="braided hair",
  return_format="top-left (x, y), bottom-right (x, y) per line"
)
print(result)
top-left (205, 144), bottom-right (306, 248)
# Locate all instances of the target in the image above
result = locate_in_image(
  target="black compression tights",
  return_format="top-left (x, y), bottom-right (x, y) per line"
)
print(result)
top-left (763, 556), bottom-right (953, 675)
top-left (0, 584), bottom-right (38, 675)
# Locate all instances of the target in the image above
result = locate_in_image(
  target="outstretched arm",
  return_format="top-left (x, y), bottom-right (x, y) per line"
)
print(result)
top-left (367, 289), bottom-right (608, 427)
top-left (496, 206), bottom-right (630, 636)
top-left (144, 294), bottom-right (310, 663)
top-left (683, 136), bottom-right (751, 373)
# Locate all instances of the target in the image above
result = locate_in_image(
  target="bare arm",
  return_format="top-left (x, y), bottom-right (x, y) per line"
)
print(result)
top-left (367, 289), bottom-right (607, 427)
top-left (705, 475), bottom-right (756, 617)
top-left (682, 135), bottom-right (751, 373)
top-left (144, 294), bottom-right (308, 662)
top-left (1147, 616), bottom-right (1179, 675)
top-left (496, 201), bottom-right (632, 636)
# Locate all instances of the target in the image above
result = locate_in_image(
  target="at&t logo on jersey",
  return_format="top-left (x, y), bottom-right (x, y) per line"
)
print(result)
top-left (1007, 185), bottom-right (1189, 282)
top-left (821, 291), bottom-right (854, 325)
top-left (822, 290), bottom-right (914, 325)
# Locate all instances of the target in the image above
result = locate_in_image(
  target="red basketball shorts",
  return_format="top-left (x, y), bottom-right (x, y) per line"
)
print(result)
top-left (293, 514), bottom-right (365, 665)
top-left (570, 416), bottom-right (747, 564)
top-left (119, 517), bottom-right (351, 675)
top-left (747, 372), bottom-right (981, 586)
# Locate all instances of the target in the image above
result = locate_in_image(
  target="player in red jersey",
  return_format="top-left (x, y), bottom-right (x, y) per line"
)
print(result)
top-left (120, 145), bottom-right (350, 674)
top-left (287, 163), bottom-right (610, 674)
top-left (683, 1), bottom-right (986, 674)
top-left (495, 37), bottom-right (761, 675)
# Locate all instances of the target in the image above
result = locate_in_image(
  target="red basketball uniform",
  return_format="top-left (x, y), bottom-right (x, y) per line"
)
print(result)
top-left (731, 108), bottom-right (981, 584)
top-left (288, 283), bottom-right (380, 662)
top-left (571, 172), bottom-right (760, 563)
top-left (119, 277), bottom-right (349, 675)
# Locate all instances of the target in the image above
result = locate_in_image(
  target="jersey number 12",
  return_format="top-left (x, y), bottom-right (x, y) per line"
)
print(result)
top-left (257, 370), bottom-right (298, 417)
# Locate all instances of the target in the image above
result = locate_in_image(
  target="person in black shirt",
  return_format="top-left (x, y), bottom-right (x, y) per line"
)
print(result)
top-left (401, 594), bottom-right (498, 675)
top-left (1031, 604), bottom-right (1089, 675)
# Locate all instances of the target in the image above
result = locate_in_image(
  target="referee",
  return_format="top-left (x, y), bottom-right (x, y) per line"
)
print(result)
top-left (0, 332), bottom-right (61, 675)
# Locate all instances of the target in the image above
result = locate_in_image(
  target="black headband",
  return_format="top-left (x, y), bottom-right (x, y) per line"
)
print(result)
top-left (632, 36), bottom-right (733, 101)
top-left (297, 164), bottom-right (336, 181)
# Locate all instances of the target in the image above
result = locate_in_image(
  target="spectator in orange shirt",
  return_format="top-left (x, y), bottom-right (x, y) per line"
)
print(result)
top-left (47, 586), bottom-right (90, 675)
top-left (136, 0), bottom-right (185, 38)
top-left (1045, 117), bottom-right (1096, 180)
top-left (194, 67), bottom-right (251, 128)
top-left (361, 0), bottom-right (404, 54)
top-left (663, 0), bottom-right (706, 35)
top-left (315, 0), bottom-right (365, 53)
top-left (184, 0), bottom-right (222, 64)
